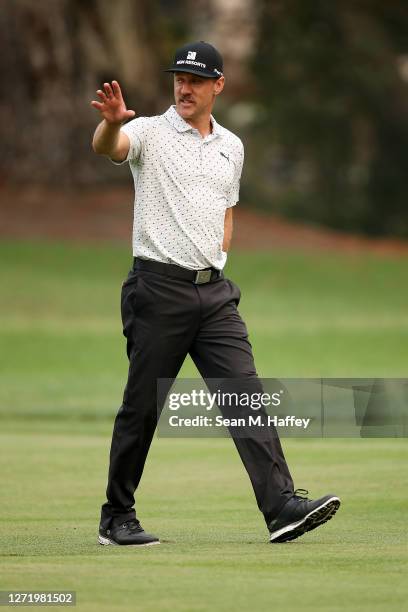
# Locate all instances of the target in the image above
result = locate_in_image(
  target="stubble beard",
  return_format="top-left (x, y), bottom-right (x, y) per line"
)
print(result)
top-left (177, 99), bottom-right (198, 120)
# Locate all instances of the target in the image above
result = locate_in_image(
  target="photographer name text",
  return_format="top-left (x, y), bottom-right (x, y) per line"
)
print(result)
top-left (168, 415), bottom-right (311, 429)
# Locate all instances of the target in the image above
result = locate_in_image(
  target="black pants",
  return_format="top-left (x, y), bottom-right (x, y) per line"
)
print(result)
top-left (100, 264), bottom-right (294, 531)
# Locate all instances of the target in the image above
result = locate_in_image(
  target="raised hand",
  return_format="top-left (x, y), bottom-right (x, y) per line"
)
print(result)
top-left (90, 80), bottom-right (135, 124)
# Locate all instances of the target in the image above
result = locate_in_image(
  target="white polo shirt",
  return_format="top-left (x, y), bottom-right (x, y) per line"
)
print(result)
top-left (113, 105), bottom-right (244, 270)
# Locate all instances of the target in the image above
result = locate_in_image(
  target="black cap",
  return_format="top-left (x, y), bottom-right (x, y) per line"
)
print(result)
top-left (164, 41), bottom-right (223, 79)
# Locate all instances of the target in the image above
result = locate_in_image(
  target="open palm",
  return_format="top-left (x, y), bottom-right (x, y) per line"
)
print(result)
top-left (91, 80), bottom-right (135, 124)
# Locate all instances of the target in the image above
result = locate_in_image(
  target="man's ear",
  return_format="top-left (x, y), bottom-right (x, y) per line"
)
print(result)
top-left (214, 76), bottom-right (225, 96)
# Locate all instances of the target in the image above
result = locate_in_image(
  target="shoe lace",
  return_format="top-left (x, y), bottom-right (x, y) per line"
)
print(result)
top-left (122, 519), bottom-right (143, 533)
top-left (292, 488), bottom-right (310, 501)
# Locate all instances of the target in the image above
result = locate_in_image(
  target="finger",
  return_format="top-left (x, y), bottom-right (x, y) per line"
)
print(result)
top-left (104, 82), bottom-right (113, 98)
top-left (96, 89), bottom-right (108, 102)
top-left (111, 80), bottom-right (122, 99)
top-left (125, 109), bottom-right (135, 119)
top-left (90, 101), bottom-right (104, 110)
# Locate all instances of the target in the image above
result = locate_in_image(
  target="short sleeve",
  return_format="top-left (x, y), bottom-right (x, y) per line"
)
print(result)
top-left (226, 140), bottom-right (244, 208)
top-left (110, 117), bottom-right (148, 165)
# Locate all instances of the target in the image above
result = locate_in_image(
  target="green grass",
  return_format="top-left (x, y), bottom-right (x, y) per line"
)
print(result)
top-left (0, 241), bottom-right (407, 611)
top-left (1, 241), bottom-right (408, 420)
top-left (0, 429), bottom-right (406, 611)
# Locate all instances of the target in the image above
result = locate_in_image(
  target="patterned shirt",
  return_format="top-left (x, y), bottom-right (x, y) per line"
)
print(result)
top-left (112, 105), bottom-right (244, 270)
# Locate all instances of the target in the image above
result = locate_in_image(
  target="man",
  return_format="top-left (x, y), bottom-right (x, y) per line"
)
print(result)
top-left (91, 41), bottom-right (340, 547)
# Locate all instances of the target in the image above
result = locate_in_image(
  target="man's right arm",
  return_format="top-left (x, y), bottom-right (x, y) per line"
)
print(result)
top-left (90, 80), bottom-right (135, 162)
top-left (92, 120), bottom-right (130, 163)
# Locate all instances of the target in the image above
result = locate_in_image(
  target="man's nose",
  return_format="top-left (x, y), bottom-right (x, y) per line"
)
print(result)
top-left (180, 82), bottom-right (192, 95)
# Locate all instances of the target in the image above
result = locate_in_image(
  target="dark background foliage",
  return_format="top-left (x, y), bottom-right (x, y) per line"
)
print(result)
top-left (1, 0), bottom-right (408, 236)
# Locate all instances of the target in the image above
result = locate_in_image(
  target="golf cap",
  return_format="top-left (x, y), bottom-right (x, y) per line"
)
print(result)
top-left (164, 41), bottom-right (223, 79)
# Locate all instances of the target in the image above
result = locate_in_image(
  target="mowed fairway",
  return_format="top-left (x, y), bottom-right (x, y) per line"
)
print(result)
top-left (0, 241), bottom-right (407, 611)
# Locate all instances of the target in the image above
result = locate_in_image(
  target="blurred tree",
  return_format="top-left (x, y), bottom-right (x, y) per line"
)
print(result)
top-left (250, 0), bottom-right (408, 236)
top-left (2, 0), bottom-right (408, 238)
top-left (0, 0), bottom-right (188, 185)
top-left (187, 0), bottom-right (258, 96)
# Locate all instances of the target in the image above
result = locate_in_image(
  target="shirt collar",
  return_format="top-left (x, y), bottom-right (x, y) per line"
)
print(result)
top-left (164, 105), bottom-right (221, 138)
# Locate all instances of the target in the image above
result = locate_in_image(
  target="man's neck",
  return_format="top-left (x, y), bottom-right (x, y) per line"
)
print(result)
top-left (179, 109), bottom-right (213, 138)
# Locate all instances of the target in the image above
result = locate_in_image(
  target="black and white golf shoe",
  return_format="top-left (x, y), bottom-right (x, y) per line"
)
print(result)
top-left (269, 489), bottom-right (341, 543)
top-left (98, 518), bottom-right (160, 547)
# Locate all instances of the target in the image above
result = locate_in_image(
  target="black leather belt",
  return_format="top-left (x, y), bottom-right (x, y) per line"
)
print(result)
top-left (132, 258), bottom-right (223, 284)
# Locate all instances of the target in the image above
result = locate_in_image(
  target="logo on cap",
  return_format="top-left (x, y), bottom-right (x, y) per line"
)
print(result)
top-left (187, 51), bottom-right (197, 60)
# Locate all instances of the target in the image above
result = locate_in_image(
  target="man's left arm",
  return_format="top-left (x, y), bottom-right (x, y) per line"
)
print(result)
top-left (223, 208), bottom-right (233, 252)
top-left (223, 140), bottom-right (244, 252)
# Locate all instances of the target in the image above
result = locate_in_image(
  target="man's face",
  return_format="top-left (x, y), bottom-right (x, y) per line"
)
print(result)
top-left (174, 72), bottom-right (224, 120)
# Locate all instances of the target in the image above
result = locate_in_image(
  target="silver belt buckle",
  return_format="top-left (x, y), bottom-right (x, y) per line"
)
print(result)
top-left (194, 269), bottom-right (212, 284)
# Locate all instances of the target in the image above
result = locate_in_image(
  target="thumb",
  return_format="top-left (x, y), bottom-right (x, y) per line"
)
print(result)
top-left (125, 110), bottom-right (136, 119)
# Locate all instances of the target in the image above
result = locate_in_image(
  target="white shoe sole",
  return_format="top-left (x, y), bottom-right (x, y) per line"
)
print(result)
top-left (270, 496), bottom-right (341, 543)
top-left (98, 534), bottom-right (160, 547)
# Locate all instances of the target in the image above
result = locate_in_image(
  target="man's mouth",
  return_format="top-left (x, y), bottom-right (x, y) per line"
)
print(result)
top-left (179, 99), bottom-right (194, 107)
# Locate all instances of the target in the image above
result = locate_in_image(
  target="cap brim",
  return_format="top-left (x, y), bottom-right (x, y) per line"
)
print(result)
top-left (164, 67), bottom-right (221, 78)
